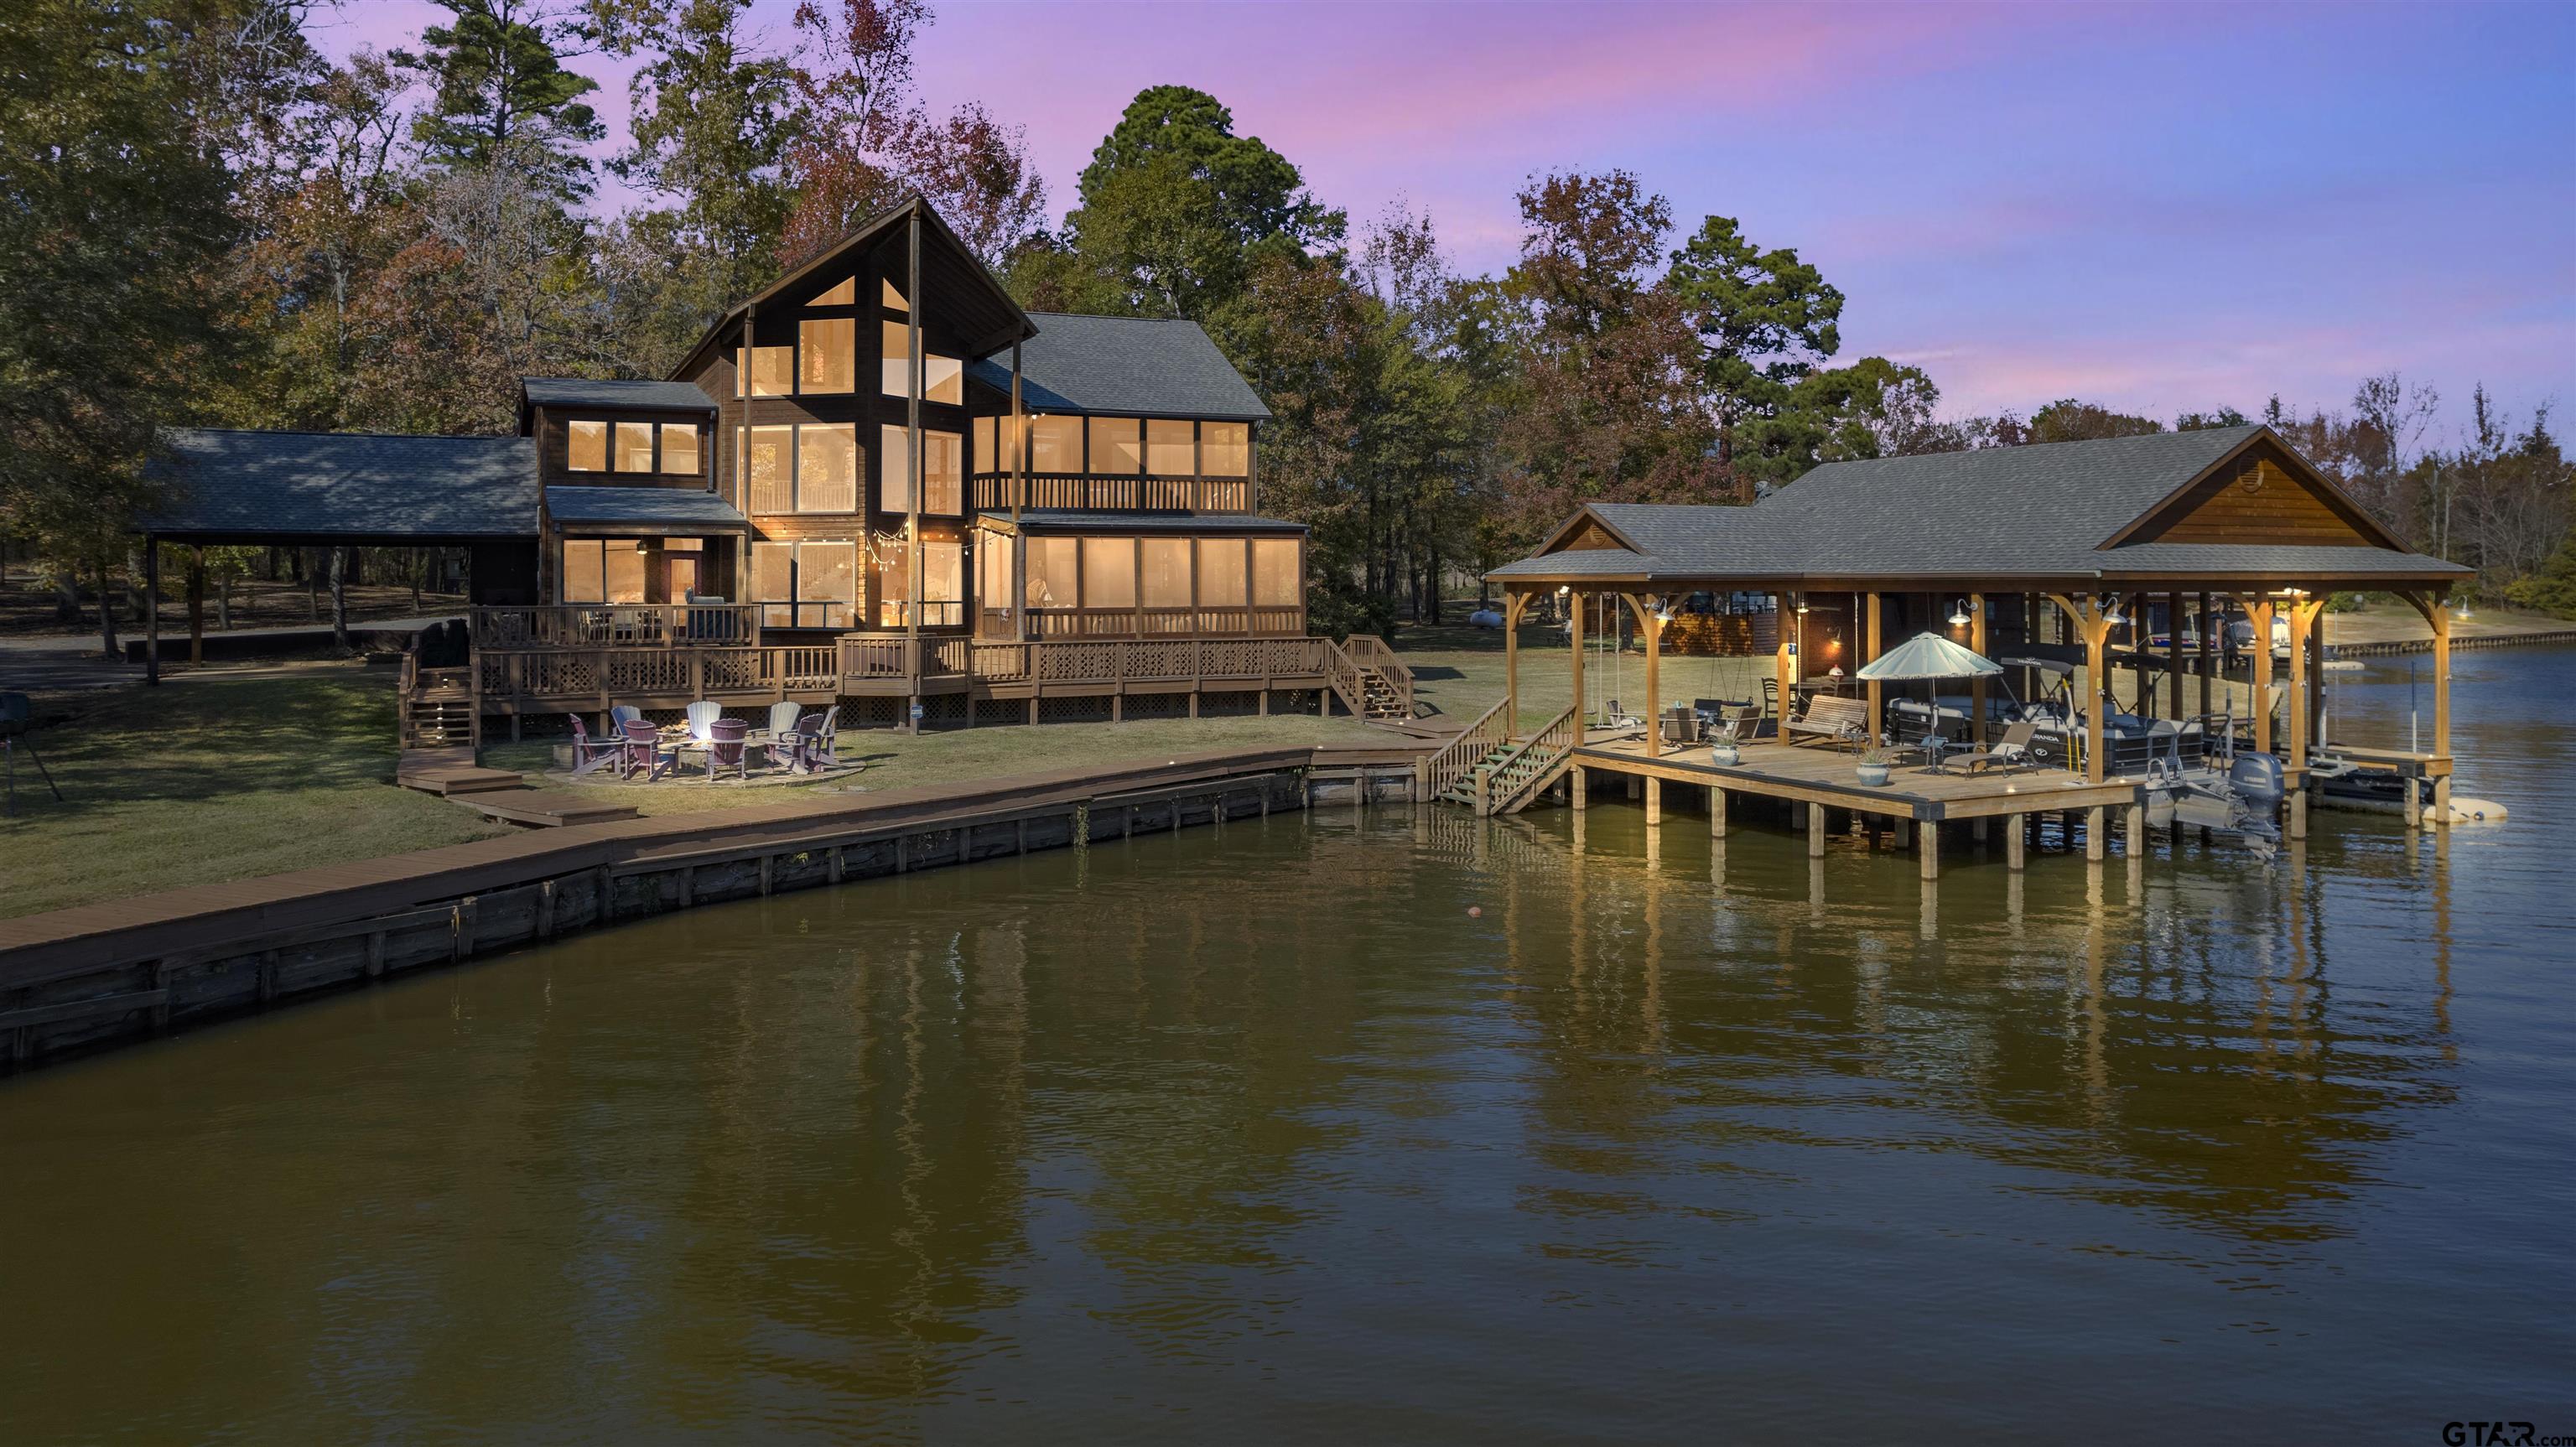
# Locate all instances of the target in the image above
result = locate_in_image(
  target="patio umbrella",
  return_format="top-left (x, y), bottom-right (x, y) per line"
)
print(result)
top-left (1857, 631), bottom-right (2002, 681)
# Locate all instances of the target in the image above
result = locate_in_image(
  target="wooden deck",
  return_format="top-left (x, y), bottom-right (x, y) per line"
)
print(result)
top-left (1572, 734), bottom-right (2142, 822)
top-left (456, 790), bottom-right (642, 828)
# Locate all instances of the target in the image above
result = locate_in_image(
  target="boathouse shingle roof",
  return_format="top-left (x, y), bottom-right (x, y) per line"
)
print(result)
top-left (1489, 426), bottom-right (2470, 585)
top-left (144, 429), bottom-right (538, 540)
top-left (968, 314), bottom-right (1272, 421)
top-left (546, 486), bottom-right (749, 531)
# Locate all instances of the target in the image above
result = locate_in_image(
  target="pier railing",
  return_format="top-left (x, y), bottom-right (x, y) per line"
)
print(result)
top-left (1478, 706), bottom-right (1581, 816)
top-left (1426, 698), bottom-right (1512, 806)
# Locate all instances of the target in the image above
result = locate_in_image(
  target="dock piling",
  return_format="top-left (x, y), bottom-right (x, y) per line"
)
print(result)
top-left (2007, 813), bottom-right (2027, 871)
top-left (2085, 806), bottom-right (2106, 863)
top-left (1808, 802), bottom-right (1826, 858)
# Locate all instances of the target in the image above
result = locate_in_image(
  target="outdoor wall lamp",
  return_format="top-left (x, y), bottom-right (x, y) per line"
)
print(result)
top-left (1794, 599), bottom-right (1810, 614)
top-left (1948, 599), bottom-right (1971, 626)
top-left (2102, 602), bottom-right (2124, 626)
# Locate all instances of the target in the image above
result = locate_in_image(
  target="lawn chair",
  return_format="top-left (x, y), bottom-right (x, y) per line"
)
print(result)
top-left (565, 714), bottom-right (621, 779)
top-left (1661, 705), bottom-right (1701, 746)
top-left (800, 705), bottom-right (840, 770)
top-left (618, 718), bottom-right (672, 781)
top-left (610, 704), bottom-right (643, 732)
top-left (1950, 720), bottom-right (2039, 776)
top-left (766, 700), bottom-right (802, 741)
top-left (704, 718), bottom-right (750, 781)
top-left (685, 700), bottom-right (722, 742)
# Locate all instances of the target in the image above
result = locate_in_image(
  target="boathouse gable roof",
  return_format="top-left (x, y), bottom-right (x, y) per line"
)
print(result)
top-left (1488, 426), bottom-right (2469, 588)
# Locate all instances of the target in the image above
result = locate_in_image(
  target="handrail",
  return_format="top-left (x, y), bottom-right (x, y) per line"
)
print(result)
top-left (1340, 633), bottom-right (1415, 719)
top-left (1426, 698), bottom-right (1512, 802)
top-left (472, 604), bottom-right (761, 650)
top-left (1479, 705), bottom-right (1580, 816)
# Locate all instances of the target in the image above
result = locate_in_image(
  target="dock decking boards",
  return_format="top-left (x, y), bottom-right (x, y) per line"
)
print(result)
top-left (1571, 736), bottom-right (2142, 821)
top-left (456, 791), bottom-right (642, 828)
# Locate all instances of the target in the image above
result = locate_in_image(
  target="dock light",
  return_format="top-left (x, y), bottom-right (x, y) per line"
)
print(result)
top-left (2456, 602), bottom-right (2475, 621)
top-left (2103, 603), bottom-right (2124, 626)
top-left (1555, 584), bottom-right (1571, 597)
top-left (1949, 599), bottom-right (1971, 627)
top-left (1795, 599), bottom-right (1810, 614)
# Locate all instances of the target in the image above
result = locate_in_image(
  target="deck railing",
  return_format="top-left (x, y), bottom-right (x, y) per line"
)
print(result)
top-left (1426, 698), bottom-right (1512, 803)
top-left (473, 646), bottom-right (837, 703)
top-left (839, 634), bottom-right (1332, 689)
top-left (1478, 706), bottom-right (1581, 816)
top-left (472, 604), bottom-right (760, 648)
top-left (971, 474), bottom-right (1252, 514)
top-left (1026, 605), bottom-right (1304, 640)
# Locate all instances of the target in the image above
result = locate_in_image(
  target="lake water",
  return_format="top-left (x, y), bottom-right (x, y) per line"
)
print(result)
top-left (3, 646), bottom-right (2569, 1442)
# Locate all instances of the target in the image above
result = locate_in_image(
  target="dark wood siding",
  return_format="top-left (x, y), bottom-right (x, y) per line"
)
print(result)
top-left (2128, 444), bottom-right (2376, 547)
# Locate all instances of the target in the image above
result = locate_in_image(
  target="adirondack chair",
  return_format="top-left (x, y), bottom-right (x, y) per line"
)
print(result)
top-left (800, 705), bottom-right (840, 770)
top-left (618, 718), bottom-right (672, 781)
top-left (685, 700), bottom-right (722, 742)
top-left (610, 704), bottom-right (643, 731)
top-left (565, 714), bottom-right (621, 779)
top-left (704, 718), bottom-right (750, 781)
top-left (766, 700), bottom-right (802, 740)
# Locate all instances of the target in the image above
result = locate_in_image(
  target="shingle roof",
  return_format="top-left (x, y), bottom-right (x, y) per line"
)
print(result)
top-left (967, 314), bottom-right (1271, 420)
top-left (522, 377), bottom-right (716, 412)
top-left (546, 486), bottom-right (748, 531)
top-left (979, 510), bottom-right (1305, 534)
top-left (1494, 427), bottom-right (2469, 584)
top-left (145, 429), bottom-right (537, 538)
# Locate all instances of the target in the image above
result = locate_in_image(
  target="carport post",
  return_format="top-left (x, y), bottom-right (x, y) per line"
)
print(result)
top-left (144, 536), bottom-right (160, 686)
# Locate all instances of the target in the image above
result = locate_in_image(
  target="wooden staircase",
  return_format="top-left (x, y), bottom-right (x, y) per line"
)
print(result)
top-left (1327, 634), bottom-right (1416, 724)
top-left (398, 657), bottom-right (480, 753)
top-left (1425, 703), bottom-right (1581, 816)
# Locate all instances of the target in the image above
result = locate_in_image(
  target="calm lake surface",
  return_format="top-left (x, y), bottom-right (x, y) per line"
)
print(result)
top-left (4, 646), bottom-right (2571, 1443)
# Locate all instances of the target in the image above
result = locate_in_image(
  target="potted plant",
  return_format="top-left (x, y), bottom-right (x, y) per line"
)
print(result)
top-left (1854, 744), bottom-right (1892, 787)
top-left (1708, 718), bottom-right (1741, 767)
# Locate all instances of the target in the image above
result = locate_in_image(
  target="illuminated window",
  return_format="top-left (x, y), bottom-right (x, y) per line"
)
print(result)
top-left (1198, 539), bottom-right (1248, 606)
top-left (1027, 537), bottom-right (1078, 609)
top-left (742, 345), bottom-right (792, 397)
top-left (751, 541), bottom-right (793, 627)
top-left (1253, 538), bottom-right (1300, 607)
top-left (562, 538), bottom-right (605, 601)
top-left (1088, 418), bottom-right (1142, 475)
top-left (615, 422), bottom-right (654, 473)
top-left (881, 277), bottom-right (906, 312)
top-left (813, 277), bottom-right (855, 306)
top-left (660, 423), bottom-right (699, 475)
top-left (1201, 423), bottom-right (1249, 477)
top-left (799, 317), bottom-right (854, 393)
top-left (976, 533), bottom-right (1014, 620)
top-left (798, 423), bottom-right (859, 512)
top-left (922, 541), bottom-right (962, 609)
top-left (1029, 415), bottom-right (1082, 474)
top-left (1141, 538), bottom-right (1191, 609)
top-left (753, 539), bottom-right (854, 629)
top-left (880, 427), bottom-right (962, 514)
top-left (877, 319), bottom-right (960, 403)
top-left (1146, 419), bottom-right (1195, 475)
top-left (746, 426), bottom-right (792, 515)
top-left (605, 544), bottom-right (646, 603)
top-left (1082, 537), bottom-right (1134, 610)
top-left (974, 417), bottom-right (995, 472)
top-left (568, 420), bottom-right (607, 472)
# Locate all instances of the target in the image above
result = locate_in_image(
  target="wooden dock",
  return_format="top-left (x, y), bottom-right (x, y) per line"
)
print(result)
top-left (456, 790), bottom-right (641, 828)
top-left (1569, 734), bottom-right (2146, 875)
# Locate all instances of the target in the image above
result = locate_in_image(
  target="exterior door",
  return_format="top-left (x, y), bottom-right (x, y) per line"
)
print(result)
top-left (667, 555), bottom-right (700, 602)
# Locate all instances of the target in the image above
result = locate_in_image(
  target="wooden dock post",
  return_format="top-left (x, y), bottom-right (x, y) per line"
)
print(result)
top-left (1571, 764), bottom-right (1587, 810)
top-left (1644, 775), bottom-right (1661, 826)
top-left (1919, 822), bottom-right (1940, 881)
top-left (1892, 817), bottom-right (1913, 851)
top-left (1709, 784), bottom-right (1725, 836)
top-left (2007, 813), bottom-right (2027, 871)
top-left (2085, 806), bottom-right (2106, 862)
top-left (1808, 801), bottom-right (1826, 858)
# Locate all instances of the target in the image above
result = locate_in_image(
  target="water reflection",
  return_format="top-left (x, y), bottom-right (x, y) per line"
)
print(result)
top-left (3, 651), bottom-right (2568, 1440)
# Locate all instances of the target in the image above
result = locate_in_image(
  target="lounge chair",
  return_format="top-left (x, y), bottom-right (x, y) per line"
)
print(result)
top-left (617, 718), bottom-right (671, 781)
top-left (704, 718), bottom-right (750, 781)
top-left (1784, 693), bottom-right (1871, 749)
top-left (610, 703), bottom-right (642, 731)
top-left (685, 700), bottom-right (722, 742)
top-left (565, 714), bottom-right (622, 779)
top-left (1950, 721), bottom-right (2040, 775)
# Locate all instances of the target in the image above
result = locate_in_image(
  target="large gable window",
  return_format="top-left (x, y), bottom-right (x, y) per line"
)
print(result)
top-left (746, 424), bottom-right (862, 515)
top-left (1201, 423), bottom-right (1249, 477)
top-left (813, 277), bottom-right (855, 306)
top-left (879, 319), bottom-right (962, 405)
top-left (879, 426), bottom-right (962, 514)
top-left (799, 317), bottom-right (854, 393)
top-left (741, 345), bottom-right (793, 397)
top-left (1146, 419), bottom-right (1195, 475)
top-left (660, 423), bottom-right (699, 475)
top-left (751, 539), bottom-right (855, 629)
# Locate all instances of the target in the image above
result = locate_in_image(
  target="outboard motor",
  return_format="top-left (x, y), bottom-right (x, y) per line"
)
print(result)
top-left (2229, 751), bottom-right (2286, 812)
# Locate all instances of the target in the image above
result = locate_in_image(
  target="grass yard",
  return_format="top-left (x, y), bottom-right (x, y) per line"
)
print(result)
top-left (0, 672), bottom-right (511, 921)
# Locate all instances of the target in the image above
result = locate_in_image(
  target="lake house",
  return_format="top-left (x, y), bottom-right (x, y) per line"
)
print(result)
top-left (141, 196), bottom-right (1412, 743)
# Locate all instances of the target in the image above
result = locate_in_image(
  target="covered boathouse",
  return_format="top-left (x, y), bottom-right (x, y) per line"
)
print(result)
top-left (1452, 424), bottom-right (2471, 874)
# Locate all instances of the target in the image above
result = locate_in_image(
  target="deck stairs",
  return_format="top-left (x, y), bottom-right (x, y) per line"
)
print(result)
top-left (1425, 703), bottom-right (1582, 816)
top-left (398, 661), bottom-right (480, 753)
top-left (1327, 635), bottom-right (1416, 724)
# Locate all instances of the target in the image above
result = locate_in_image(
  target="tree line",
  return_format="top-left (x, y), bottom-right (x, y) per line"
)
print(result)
top-left (5, 0), bottom-right (2569, 651)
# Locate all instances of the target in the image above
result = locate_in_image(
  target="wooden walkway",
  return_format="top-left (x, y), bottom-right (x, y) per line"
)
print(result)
top-left (456, 790), bottom-right (641, 828)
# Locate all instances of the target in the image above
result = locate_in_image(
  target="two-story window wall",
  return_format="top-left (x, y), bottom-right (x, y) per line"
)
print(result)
top-left (971, 414), bottom-right (1253, 513)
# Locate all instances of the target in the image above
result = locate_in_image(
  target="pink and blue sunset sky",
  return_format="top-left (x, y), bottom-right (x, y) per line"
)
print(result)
top-left (317, 0), bottom-right (2576, 434)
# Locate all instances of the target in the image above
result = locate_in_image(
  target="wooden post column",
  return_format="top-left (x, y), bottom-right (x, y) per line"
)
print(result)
top-left (2195, 590), bottom-right (2214, 720)
top-left (143, 537), bottom-right (160, 686)
top-left (2047, 593), bottom-right (2116, 784)
top-left (1864, 590), bottom-right (1883, 741)
top-left (1968, 593), bottom-right (1987, 742)
top-left (2241, 595), bottom-right (2276, 757)
top-left (1503, 589), bottom-right (1524, 732)
top-left (2431, 595), bottom-right (2454, 824)
top-left (1569, 589), bottom-right (1585, 734)
top-left (1629, 593), bottom-right (1662, 759)
top-left (2165, 591), bottom-right (2184, 720)
top-left (1776, 594), bottom-right (1800, 739)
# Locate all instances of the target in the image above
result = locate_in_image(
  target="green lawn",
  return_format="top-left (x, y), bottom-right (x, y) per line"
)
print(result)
top-left (1, 672), bottom-right (511, 920)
